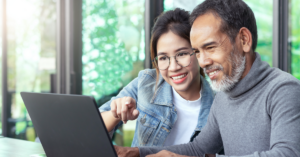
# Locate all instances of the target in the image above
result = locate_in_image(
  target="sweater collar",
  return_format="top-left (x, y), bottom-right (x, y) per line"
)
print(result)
top-left (225, 52), bottom-right (272, 98)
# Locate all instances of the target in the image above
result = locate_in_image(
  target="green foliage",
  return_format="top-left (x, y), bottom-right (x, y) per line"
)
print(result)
top-left (291, 0), bottom-right (300, 80)
top-left (0, 1), bottom-right (2, 133)
top-left (82, 0), bottom-right (133, 99)
top-left (164, 0), bottom-right (174, 11)
top-left (16, 121), bottom-right (27, 135)
top-left (0, 0), bottom-right (56, 140)
top-left (82, 0), bottom-right (145, 146)
top-left (123, 130), bottom-right (135, 147)
top-left (82, 0), bottom-right (145, 100)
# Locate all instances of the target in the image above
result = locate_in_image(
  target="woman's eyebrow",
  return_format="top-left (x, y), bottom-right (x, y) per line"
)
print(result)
top-left (157, 47), bottom-right (190, 55)
top-left (157, 52), bottom-right (167, 55)
top-left (175, 47), bottom-right (190, 52)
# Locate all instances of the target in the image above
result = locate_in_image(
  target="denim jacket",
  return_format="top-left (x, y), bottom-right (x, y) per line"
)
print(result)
top-left (99, 69), bottom-right (214, 147)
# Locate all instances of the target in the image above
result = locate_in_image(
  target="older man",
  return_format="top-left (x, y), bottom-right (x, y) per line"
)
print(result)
top-left (115, 0), bottom-right (300, 156)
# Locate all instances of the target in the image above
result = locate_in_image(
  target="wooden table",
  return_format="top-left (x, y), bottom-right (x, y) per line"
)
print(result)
top-left (0, 137), bottom-right (46, 157)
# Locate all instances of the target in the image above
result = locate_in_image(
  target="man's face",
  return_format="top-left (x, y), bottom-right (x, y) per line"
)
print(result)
top-left (190, 12), bottom-right (246, 92)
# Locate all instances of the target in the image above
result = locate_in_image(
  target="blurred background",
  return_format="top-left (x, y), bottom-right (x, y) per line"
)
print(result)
top-left (0, 0), bottom-right (299, 147)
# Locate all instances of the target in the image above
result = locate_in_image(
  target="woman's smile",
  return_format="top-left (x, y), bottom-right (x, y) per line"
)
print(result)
top-left (170, 73), bottom-right (188, 84)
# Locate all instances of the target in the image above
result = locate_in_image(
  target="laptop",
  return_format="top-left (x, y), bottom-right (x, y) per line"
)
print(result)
top-left (21, 92), bottom-right (117, 157)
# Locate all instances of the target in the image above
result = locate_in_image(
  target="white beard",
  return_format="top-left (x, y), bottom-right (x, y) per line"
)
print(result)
top-left (208, 50), bottom-right (246, 92)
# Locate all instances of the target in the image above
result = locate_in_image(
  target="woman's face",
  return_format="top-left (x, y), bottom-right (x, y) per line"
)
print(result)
top-left (156, 31), bottom-right (201, 97)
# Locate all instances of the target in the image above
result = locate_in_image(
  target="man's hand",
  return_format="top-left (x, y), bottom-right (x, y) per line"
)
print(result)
top-left (114, 145), bottom-right (139, 157)
top-left (204, 154), bottom-right (216, 157)
top-left (145, 150), bottom-right (216, 157)
top-left (146, 150), bottom-right (189, 157)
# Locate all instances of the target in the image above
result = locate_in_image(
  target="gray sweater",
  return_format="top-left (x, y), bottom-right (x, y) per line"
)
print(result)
top-left (139, 53), bottom-right (300, 157)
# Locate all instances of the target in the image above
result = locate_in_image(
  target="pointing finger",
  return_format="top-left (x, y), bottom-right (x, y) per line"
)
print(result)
top-left (132, 109), bottom-right (139, 119)
top-left (110, 100), bottom-right (118, 118)
top-left (122, 103), bottom-right (128, 124)
top-left (116, 98), bottom-right (122, 119)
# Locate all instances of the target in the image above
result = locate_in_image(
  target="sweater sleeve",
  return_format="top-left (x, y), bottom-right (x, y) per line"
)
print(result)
top-left (139, 99), bottom-right (223, 157)
top-left (217, 80), bottom-right (300, 157)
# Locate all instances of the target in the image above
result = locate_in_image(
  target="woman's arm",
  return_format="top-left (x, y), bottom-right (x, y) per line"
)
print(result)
top-left (99, 72), bottom-right (143, 132)
top-left (101, 97), bottom-right (139, 132)
top-left (101, 111), bottom-right (121, 132)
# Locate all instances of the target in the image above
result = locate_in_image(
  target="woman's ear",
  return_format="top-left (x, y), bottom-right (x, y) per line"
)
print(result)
top-left (239, 27), bottom-right (252, 54)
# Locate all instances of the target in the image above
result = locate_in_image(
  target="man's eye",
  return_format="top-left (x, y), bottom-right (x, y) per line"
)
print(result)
top-left (207, 46), bottom-right (215, 50)
top-left (193, 50), bottom-right (200, 53)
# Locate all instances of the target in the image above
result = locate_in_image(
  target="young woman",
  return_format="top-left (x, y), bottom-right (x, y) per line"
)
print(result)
top-left (100, 8), bottom-right (214, 147)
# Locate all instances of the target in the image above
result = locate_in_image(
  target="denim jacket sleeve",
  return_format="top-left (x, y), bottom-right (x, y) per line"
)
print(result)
top-left (99, 70), bottom-right (145, 133)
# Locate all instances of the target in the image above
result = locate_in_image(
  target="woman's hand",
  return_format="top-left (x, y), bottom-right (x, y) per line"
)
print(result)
top-left (110, 97), bottom-right (139, 124)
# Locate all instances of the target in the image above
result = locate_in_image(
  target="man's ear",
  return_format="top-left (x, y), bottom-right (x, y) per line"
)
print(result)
top-left (238, 27), bottom-right (252, 53)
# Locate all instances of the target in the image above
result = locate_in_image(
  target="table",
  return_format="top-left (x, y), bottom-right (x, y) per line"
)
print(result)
top-left (0, 137), bottom-right (46, 157)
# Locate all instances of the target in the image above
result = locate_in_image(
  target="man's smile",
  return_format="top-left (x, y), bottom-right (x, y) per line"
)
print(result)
top-left (207, 70), bottom-right (220, 80)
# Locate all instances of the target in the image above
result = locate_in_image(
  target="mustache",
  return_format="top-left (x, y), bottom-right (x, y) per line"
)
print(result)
top-left (203, 65), bottom-right (224, 72)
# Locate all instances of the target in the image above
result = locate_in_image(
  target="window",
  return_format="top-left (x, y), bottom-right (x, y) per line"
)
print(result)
top-left (0, 0), bottom-right (2, 135)
top-left (244, 0), bottom-right (273, 66)
top-left (82, 0), bottom-right (145, 103)
top-left (290, 0), bottom-right (300, 80)
top-left (82, 0), bottom-right (145, 147)
top-left (4, 0), bottom-right (56, 140)
top-left (164, 0), bottom-right (204, 12)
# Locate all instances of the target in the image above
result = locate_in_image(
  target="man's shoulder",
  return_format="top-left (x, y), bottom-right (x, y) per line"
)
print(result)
top-left (266, 67), bottom-right (300, 87)
top-left (263, 68), bottom-right (300, 106)
top-left (264, 68), bottom-right (300, 117)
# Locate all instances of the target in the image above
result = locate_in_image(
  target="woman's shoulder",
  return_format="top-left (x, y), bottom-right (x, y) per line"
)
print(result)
top-left (135, 69), bottom-right (165, 98)
top-left (137, 69), bottom-right (158, 81)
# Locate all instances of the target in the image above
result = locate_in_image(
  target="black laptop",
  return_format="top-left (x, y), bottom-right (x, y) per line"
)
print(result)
top-left (21, 92), bottom-right (117, 157)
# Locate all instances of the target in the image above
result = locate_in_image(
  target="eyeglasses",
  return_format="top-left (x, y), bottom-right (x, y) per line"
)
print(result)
top-left (153, 51), bottom-right (195, 70)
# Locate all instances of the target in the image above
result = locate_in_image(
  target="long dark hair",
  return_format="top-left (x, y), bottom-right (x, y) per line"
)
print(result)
top-left (150, 8), bottom-right (205, 88)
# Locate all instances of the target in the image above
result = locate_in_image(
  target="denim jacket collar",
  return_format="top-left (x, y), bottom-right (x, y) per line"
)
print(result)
top-left (151, 74), bottom-right (214, 131)
top-left (150, 74), bottom-right (173, 107)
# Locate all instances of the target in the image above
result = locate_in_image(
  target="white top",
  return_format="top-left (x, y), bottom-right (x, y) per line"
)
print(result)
top-left (163, 87), bottom-right (202, 146)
